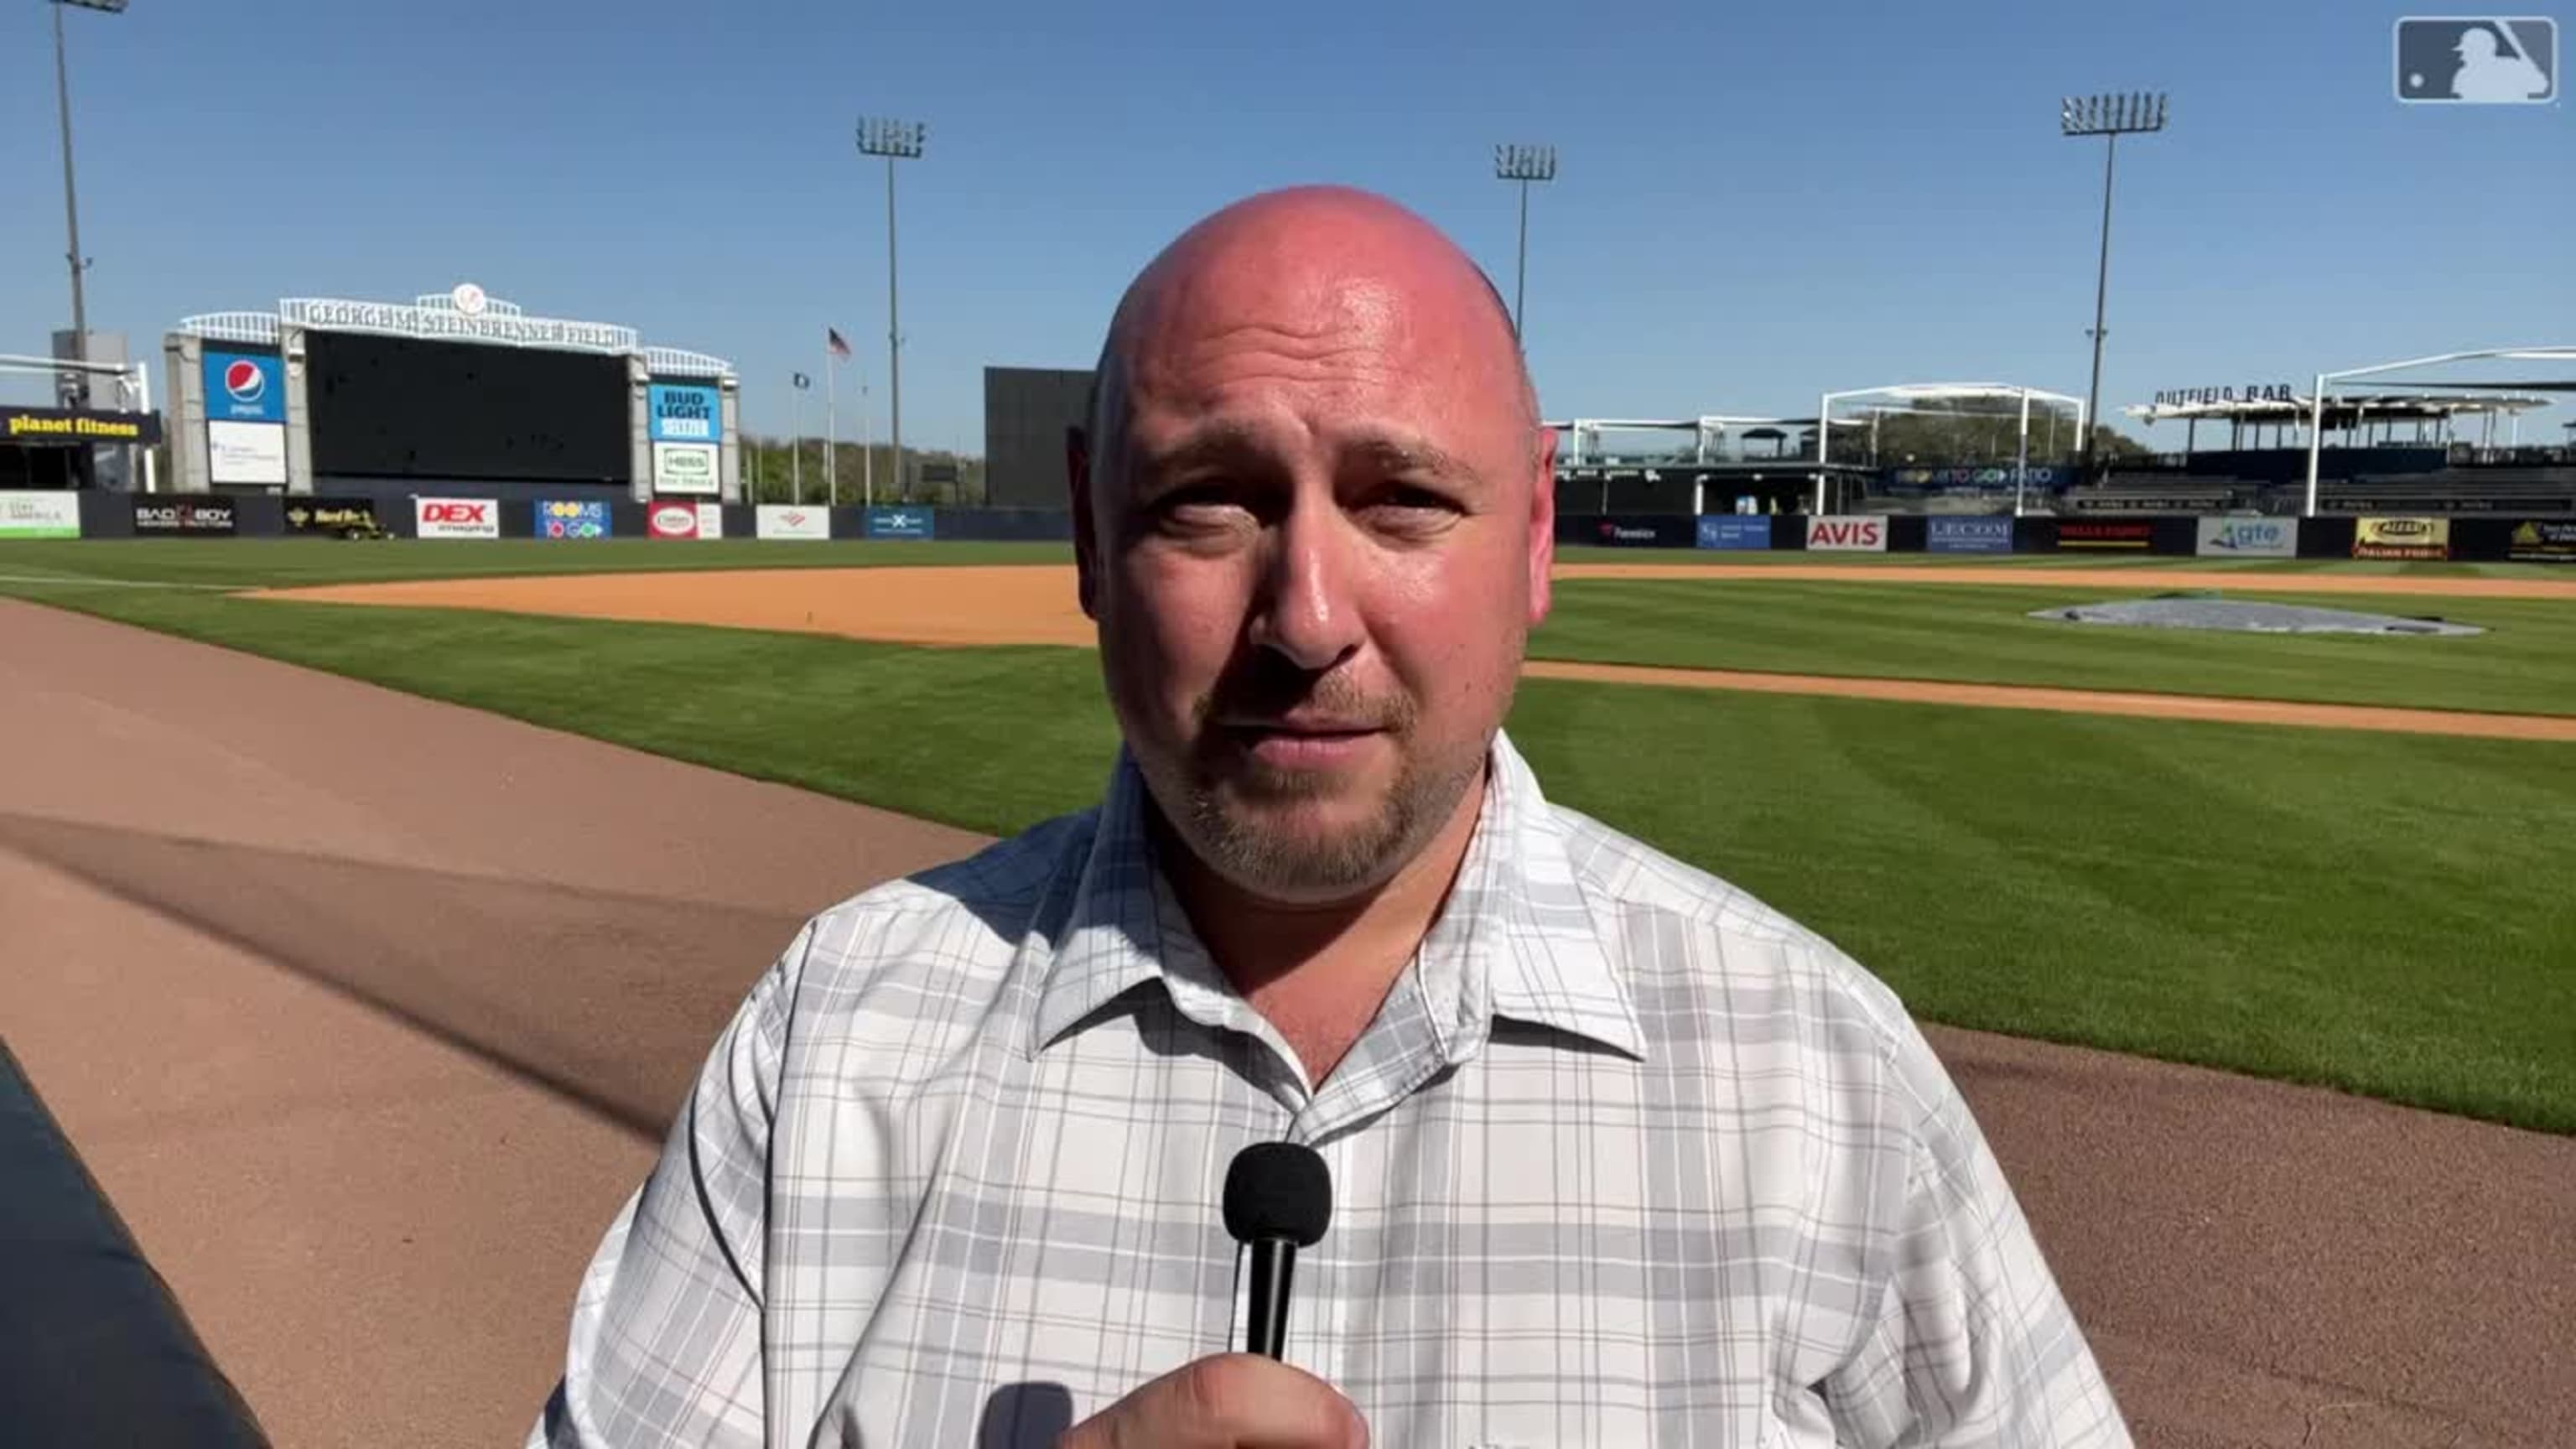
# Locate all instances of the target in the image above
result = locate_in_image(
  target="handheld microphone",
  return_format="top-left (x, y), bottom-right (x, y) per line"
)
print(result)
top-left (1222, 1141), bottom-right (1332, 1361)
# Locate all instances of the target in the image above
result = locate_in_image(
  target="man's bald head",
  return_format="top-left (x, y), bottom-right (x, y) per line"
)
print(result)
top-left (1085, 186), bottom-right (1539, 467)
top-left (1066, 184), bottom-right (1561, 904)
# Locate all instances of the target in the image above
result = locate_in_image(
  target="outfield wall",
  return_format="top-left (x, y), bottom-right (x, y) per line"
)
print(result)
top-left (8, 491), bottom-right (2574, 564)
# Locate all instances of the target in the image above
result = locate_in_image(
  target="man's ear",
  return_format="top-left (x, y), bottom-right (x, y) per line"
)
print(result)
top-left (1526, 423), bottom-right (1557, 626)
top-left (1067, 423), bottom-right (1100, 621)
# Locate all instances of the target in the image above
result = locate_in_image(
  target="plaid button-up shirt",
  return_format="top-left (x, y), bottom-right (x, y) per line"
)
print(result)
top-left (534, 732), bottom-right (2128, 1447)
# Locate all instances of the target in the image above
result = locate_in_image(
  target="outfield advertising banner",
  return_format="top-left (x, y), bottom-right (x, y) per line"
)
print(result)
top-left (203, 350), bottom-right (285, 423)
top-left (1589, 517), bottom-right (1696, 548)
top-left (2057, 519), bottom-right (2154, 550)
top-left (1696, 515), bottom-right (1772, 550)
top-left (866, 506), bottom-right (935, 540)
top-left (652, 441), bottom-right (719, 496)
top-left (2196, 517), bottom-right (2298, 558)
top-left (0, 491), bottom-right (81, 538)
top-left (2353, 516), bottom-right (2449, 560)
top-left (537, 500), bottom-right (610, 539)
top-left (208, 420), bottom-right (288, 486)
top-left (756, 505), bottom-right (831, 541)
top-left (646, 383), bottom-right (721, 443)
top-left (1926, 517), bottom-right (2014, 554)
top-left (1805, 515), bottom-right (1887, 552)
top-left (2506, 521), bottom-right (2576, 563)
top-left (647, 501), bottom-right (725, 539)
top-left (283, 499), bottom-right (387, 538)
top-left (415, 496), bottom-right (501, 539)
top-left (132, 497), bottom-right (237, 537)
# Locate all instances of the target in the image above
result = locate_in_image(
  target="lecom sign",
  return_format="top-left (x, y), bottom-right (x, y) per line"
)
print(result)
top-left (414, 497), bottom-right (499, 540)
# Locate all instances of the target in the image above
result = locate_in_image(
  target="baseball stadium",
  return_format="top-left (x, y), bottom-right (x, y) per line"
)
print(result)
top-left (2, 12), bottom-right (2571, 1444)
top-left (4, 326), bottom-right (2572, 1446)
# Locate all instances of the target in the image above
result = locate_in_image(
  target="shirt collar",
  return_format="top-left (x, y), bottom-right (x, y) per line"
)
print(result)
top-left (1029, 730), bottom-right (1647, 1065)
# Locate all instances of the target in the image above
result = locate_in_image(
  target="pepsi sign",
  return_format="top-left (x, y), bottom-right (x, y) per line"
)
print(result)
top-left (203, 350), bottom-right (285, 423)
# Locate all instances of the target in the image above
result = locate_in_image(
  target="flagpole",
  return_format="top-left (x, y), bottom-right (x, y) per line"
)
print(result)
top-left (790, 381), bottom-right (803, 505)
top-left (860, 370), bottom-right (874, 509)
top-left (825, 336), bottom-right (839, 508)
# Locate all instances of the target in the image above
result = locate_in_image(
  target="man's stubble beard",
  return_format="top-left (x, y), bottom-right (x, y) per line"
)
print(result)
top-left (1135, 672), bottom-right (1498, 901)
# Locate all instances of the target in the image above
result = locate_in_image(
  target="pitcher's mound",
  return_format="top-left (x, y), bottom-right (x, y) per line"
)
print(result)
top-left (2031, 595), bottom-right (2485, 636)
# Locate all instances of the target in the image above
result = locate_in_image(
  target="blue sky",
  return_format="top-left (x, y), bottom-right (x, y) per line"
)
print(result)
top-left (3, 0), bottom-right (2568, 448)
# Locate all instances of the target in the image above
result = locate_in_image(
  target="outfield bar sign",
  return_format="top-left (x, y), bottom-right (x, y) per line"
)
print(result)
top-left (1805, 516), bottom-right (1887, 552)
top-left (2354, 516), bottom-right (2449, 560)
top-left (755, 505), bottom-right (831, 541)
top-left (0, 491), bottom-right (81, 538)
top-left (2196, 517), bottom-right (2298, 558)
top-left (416, 497), bottom-right (500, 539)
top-left (1696, 515), bottom-right (1772, 550)
top-left (1927, 517), bottom-right (2014, 554)
top-left (2508, 520), bottom-right (2576, 563)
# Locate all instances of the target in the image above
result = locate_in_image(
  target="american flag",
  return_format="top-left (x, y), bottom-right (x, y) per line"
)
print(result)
top-left (826, 326), bottom-right (852, 361)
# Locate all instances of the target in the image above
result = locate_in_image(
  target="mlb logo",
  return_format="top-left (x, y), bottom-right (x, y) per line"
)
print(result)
top-left (2396, 17), bottom-right (2558, 102)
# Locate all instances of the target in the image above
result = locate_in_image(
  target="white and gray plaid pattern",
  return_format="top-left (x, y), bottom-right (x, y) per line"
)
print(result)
top-left (533, 732), bottom-right (2129, 1447)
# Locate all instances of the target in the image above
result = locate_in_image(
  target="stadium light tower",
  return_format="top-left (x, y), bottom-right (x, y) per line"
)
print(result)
top-left (2060, 91), bottom-right (2167, 481)
top-left (1493, 143), bottom-right (1556, 347)
top-left (857, 116), bottom-right (926, 500)
top-left (51, 0), bottom-right (128, 410)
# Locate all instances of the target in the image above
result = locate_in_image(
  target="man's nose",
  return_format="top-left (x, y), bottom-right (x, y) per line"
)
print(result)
top-left (1248, 503), bottom-right (1365, 672)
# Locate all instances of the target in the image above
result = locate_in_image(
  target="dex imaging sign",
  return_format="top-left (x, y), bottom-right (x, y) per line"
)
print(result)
top-left (415, 497), bottom-right (499, 539)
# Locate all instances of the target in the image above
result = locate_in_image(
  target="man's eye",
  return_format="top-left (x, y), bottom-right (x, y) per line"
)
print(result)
top-left (1363, 487), bottom-right (1461, 527)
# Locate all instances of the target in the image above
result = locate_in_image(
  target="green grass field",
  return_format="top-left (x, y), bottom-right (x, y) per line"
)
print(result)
top-left (4, 538), bottom-right (2570, 1131)
top-left (1535, 579), bottom-right (2576, 716)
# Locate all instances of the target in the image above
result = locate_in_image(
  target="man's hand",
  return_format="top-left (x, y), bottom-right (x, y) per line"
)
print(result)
top-left (1057, 1354), bottom-right (1368, 1449)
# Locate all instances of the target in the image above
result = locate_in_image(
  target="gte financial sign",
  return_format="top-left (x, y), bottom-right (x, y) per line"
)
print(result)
top-left (414, 497), bottom-right (499, 539)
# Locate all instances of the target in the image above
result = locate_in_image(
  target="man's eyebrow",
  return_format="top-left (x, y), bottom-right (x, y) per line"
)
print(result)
top-left (1341, 432), bottom-right (1477, 483)
top-left (1130, 423), bottom-right (1272, 482)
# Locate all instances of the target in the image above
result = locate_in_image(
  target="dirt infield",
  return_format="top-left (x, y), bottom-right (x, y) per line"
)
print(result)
top-left (262, 564), bottom-right (2576, 741)
top-left (6, 596), bottom-right (2571, 1447)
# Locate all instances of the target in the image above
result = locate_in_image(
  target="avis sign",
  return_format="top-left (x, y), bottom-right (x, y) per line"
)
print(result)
top-left (1805, 515), bottom-right (1887, 552)
top-left (414, 497), bottom-right (499, 539)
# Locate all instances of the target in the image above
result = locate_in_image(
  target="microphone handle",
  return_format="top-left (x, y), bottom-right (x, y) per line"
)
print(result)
top-left (1244, 1238), bottom-right (1296, 1359)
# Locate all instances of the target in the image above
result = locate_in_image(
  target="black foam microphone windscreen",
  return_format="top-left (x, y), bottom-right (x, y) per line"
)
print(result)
top-left (1223, 1142), bottom-right (1332, 1360)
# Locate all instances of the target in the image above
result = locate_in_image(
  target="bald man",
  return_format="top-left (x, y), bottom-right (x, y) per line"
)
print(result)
top-left (532, 186), bottom-right (2128, 1448)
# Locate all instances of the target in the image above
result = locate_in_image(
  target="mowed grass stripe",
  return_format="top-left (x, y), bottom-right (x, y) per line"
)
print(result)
top-left (0, 538), bottom-right (1071, 588)
top-left (1534, 578), bottom-right (2576, 717)
top-left (13, 582), bottom-right (2572, 1133)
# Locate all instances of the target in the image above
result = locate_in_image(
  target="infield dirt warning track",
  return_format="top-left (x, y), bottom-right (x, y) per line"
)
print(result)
top-left (258, 564), bottom-right (2576, 741)
top-left (3, 595), bottom-right (2572, 1448)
